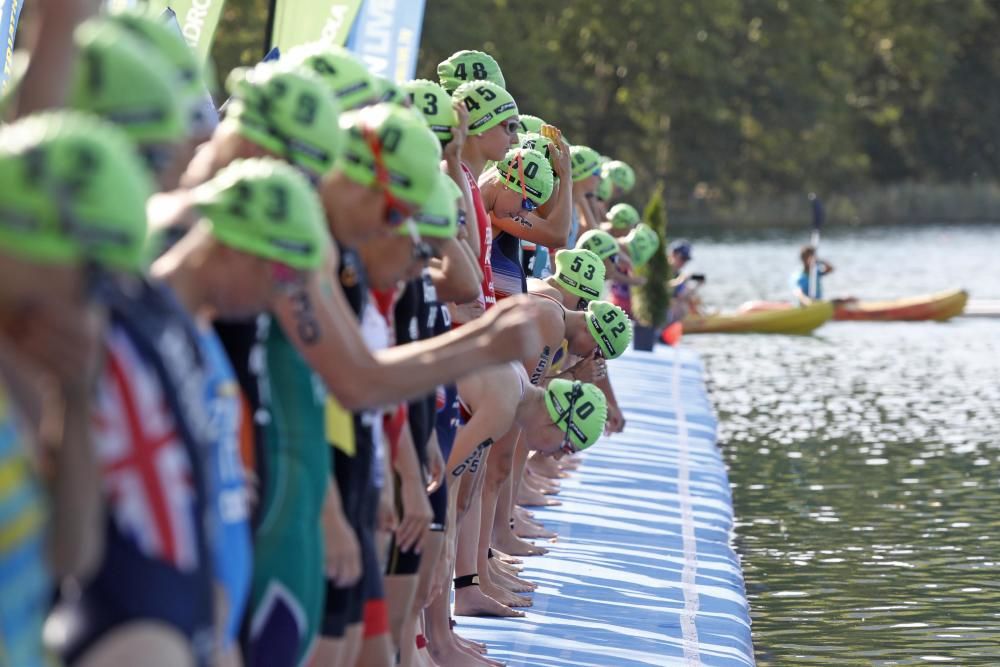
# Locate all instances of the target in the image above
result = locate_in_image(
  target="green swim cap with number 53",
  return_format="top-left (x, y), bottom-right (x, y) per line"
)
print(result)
top-left (554, 248), bottom-right (605, 301)
top-left (224, 62), bottom-right (344, 177)
top-left (192, 158), bottom-right (329, 270)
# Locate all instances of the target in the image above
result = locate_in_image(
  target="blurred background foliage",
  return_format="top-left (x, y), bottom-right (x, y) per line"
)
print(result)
top-left (22, 0), bottom-right (999, 226)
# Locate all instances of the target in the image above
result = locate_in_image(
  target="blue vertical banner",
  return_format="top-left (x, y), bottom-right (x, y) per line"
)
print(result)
top-left (0, 0), bottom-right (24, 93)
top-left (346, 0), bottom-right (427, 82)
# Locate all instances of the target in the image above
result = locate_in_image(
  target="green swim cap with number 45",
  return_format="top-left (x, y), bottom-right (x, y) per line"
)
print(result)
top-left (497, 148), bottom-right (554, 207)
top-left (586, 301), bottom-right (632, 360)
top-left (192, 158), bottom-right (329, 270)
top-left (544, 379), bottom-right (608, 451)
top-left (402, 79), bottom-right (458, 142)
top-left (453, 81), bottom-right (518, 136)
top-left (554, 248), bottom-right (605, 301)
top-left (437, 50), bottom-right (505, 94)
top-left (337, 103), bottom-right (443, 210)
top-left (576, 229), bottom-right (620, 261)
top-left (224, 62), bottom-right (343, 177)
top-left (0, 112), bottom-right (152, 270)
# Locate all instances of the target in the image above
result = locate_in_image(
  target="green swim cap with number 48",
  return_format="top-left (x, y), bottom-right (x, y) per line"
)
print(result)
top-left (192, 158), bottom-right (329, 270)
top-left (224, 62), bottom-right (343, 177)
top-left (0, 112), bottom-right (152, 270)
top-left (437, 50), bottom-right (506, 93)
top-left (586, 301), bottom-right (632, 360)
top-left (453, 81), bottom-right (518, 136)
top-left (544, 379), bottom-right (608, 451)
top-left (554, 248), bottom-right (605, 301)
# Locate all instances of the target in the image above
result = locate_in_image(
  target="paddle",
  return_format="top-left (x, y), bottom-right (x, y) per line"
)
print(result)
top-left (807, 193), bottom-right (825, 299)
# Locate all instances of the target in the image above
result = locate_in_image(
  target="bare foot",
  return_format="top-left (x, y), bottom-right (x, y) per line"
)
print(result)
top-left (527, 455), bottom-right (565, 479)
top-left (517, 487), bottom-right (561, 507)
top-left (454, 585), bottom-right (525, 618)
top-left (453, 631), bottom-right (487, 654)
top-left (430, 634), bottom-right (500, 667)
top-left (514, 514), bottom-right (557, 539)
top-left (491, 549), bottom-right (523, 566)
top-left (494, 535), bottom-right (549, 557)
top-left (513, 506), bottom-right (535, 521)
top-left (490, 561), bottom-right (537, 593)
top-left (482, 581), bottom-right (532, 608)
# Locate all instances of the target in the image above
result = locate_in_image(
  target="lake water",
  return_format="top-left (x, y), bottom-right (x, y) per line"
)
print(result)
top-left (681, 225), bottom-right (1000, 665)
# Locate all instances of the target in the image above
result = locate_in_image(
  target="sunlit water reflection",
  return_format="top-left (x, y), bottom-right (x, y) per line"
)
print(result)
top-left (683, 225), bottom-right (1000, 664)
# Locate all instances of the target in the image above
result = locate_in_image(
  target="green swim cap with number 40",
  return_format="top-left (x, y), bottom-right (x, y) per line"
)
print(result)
top-left (497, 148), bottom-right (554, 207)
top-left (0, 112), bottom-right (152, 270)
top-left (338, 104), bottom-right (443, 210)
top-left (437, 50), bottom-right (505, 93)
top-left (402, 79), bottom-right (458, 142)
top-left (192, 158), bottom-right (329, 270)
top-left (453, 81), bottom-right (518, 136)
top-left (225, 63), bottom-right (343, 177)
top-left (554, 248), bottom-right (605, 301)
top-left (586, 301), bottom-right (632, 360)
top-left (544, 379), bottom-right (608, 451)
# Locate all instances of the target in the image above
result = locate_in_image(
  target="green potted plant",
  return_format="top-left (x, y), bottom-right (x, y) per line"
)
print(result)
top-left (631, 186), bottom-right (671, 351)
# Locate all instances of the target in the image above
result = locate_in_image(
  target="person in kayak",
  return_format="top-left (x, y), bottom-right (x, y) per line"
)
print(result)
top-left (666, 239), bottom-right (705, 323)
top-left (792, 245), bottom-right (834, 306)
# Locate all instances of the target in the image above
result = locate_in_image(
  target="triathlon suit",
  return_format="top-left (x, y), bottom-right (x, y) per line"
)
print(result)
top-left (491, 223), bottom-right (527, 301)
top-left (0, 383), bottom-right (48, 667)
top-left (53, 279), bottom-right (215, 667)
top-left (322, 246), bottom-right (385, 638)
top-left (197, 327), bottom-right (252, 652)
top-left (462, 162), bottom-right (495, 310)
top-left (247, 314), bottom-right (329, 667)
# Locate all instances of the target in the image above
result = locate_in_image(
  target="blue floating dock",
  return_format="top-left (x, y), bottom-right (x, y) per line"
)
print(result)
top-left (461, 346), bottom-right (755, 666)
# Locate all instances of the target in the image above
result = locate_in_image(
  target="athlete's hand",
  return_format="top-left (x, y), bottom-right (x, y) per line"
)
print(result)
top-left (10, 302), bottom-right (105, 395)
top-left (424, 434), bottom-right (446, 494)
top-left (397, 473), bottom-right (432, 554)
top-left (569, 350), bottom-right (603, 384)
top-left (324, 513), bottom-right (362, 587)
top-left (551, 135), bottom-right (573, 181)
top-left (605, 402), bottom-right (625, 434)
top-left (480, 295), bottom-right (543, 364)
top-left (449, 298), bottom-right (485, 324)
top-left (443, 103), bottom-right (470, 164)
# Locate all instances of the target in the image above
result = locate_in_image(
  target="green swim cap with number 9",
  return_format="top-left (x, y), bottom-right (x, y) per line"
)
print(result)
top-left (544, 379), bottom-right (608, 451)
top-left (286, 43), bottom-right (377, 111)
top-left (192, 158), bottom-right (329, 270)
top-left (437, 50), bottom-right (505, 93)
top-left (497, 148), bottom-right (554, 207)
top-left (453, 81), bottom-right (518, 136)
top-left (337, 104), bottom-right (443, 209)
top-left (586, 301), bottom-right (632, 360)
top-left (570, 145), bottom-right (602, 182)
top-left (224, 62), bottom-right (343, 177)
top-left (554, 248), bottom-right (605, 301)
top-left (402, 79), bottom-right (457, 142)
top-left (608, 203), bottom-right (640, 229)
top-left (0, 111), bottom-right (152, 270)
top-left (576, 229), bottom-right (620, 261)
top-left (70, 19), bottom-right (186, 145)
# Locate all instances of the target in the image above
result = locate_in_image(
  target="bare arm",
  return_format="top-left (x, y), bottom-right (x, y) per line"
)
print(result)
top-left (274, 265), bottom-right (541, 411)
top-left (428, 236), bottom-right (481, 304)
top-left (489, 210), bottom-right (569, 248)
top-left (448, 367), bottom-right (519, 474)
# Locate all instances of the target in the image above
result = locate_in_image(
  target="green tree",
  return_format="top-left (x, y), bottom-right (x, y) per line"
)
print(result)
top-left (633, 186), bottom-right (670, 330)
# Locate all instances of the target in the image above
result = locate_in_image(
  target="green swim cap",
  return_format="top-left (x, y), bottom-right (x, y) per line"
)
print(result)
top-left (519, 132), bottom-right (556, 163)
top-left (518, 114), bottom-right (544, 134)
top-left (636, 222), bottom-right (661, 250)
top-left (0, 112), bottom-right (152, 270)
top-left (224, 62), bottom-right (343, 177)
top-left (553, 248), bottom-right (605, 301)
top-left (105, 11), bottom-right (209, 135)
top-left (406, 172), bottom-right (460, 239)
top-left (497, 148), bottom-right (554, 207)
top-left (596, 175), bottom-right (613, 202)
top-left (337, 103), bottom-right (443, 209)
top-left (608, 203), bottom-right (640, 229)
top-left (437, 50), bottom-right (505, 94)
top-left (371, 75), bottom-right (409, 107)
top-left (453, 81), bottom-right (518, 136)
top-left (286, 42), bottom-right (377, 111)
top-left (602, 159), bottom-right (636, 191)
top-left (576, 229), bottom-right (620, 261)
top-left (586, 301), bottom-right (632, 360)
top-left (570, 145), bottom-right (602, 182)
top-left (70, 19), bottom-right (186, 146)
top-left (544, 379), bottom-right (608, 451)
top-left (192, 158), bottom-right (329, 270)
top-left (402, 79), bottom-right (457, 143)
top-left (626, 224), bottom-right (660, 267)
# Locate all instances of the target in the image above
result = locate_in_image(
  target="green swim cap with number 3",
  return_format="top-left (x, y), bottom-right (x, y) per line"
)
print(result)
top-left (544, 379), bottom-right (608, 451)
top-left (437, 50), bottom-right (506, 93)
top-left (192, 158), bottom-right (329, 270)
top-left (224, 62), bottom-right (343, 177)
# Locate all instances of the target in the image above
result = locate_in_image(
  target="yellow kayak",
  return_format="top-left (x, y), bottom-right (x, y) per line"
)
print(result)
top-left (683, 301), bottom-right (834, 335)
top-left (833, 289), bottom-right (968, 321)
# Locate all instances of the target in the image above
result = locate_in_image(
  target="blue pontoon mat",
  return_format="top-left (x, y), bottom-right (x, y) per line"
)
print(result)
top-left (461, 346), bottom-right (754, 666)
